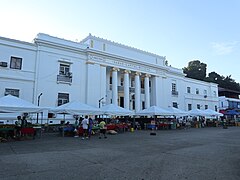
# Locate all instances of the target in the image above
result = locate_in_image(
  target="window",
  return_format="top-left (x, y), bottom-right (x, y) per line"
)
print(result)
top-left (173, 102), bottom-right (178, 108)
top-left (141, 79), bottom-right (144, 89)
top-left (204, 90), bottom-right (207, 98)
top-left (110, 77), bottom-right (112, 85)
top-left (120, 77), bottom-right (124, 86)
top-left (142, 101), bottom-right (145, 109)
top-left (5, 88), bottom-right (19, 97)
top-left (213, 91), bottom-right (217, 97)
top-left (188, 104), bottom-right (192, 111)
top-left (59, 64), bottom-right (70, 75)
top-left (57, 93), bottom-right (69, 106)
top-left (197, 104), bottom-right (201, 109)
top-left (172, 83), bottom-right (176, 92)
top-left (57, 63), bottom-right (72, 83)
top-left (196, 88), bottom-right (199, 95)
top-left (131, 77), bottom-right (135, 87)
top-left (205, 105), bottom-right (208, 109)
top-left (204, 90), bottom-right (207, 95)
top-left (172, 83), bottom-right (178, 95)
top-left (10, 56), bottom-right (22, 70)
top-left (187, 87), bottom-right (191, 93)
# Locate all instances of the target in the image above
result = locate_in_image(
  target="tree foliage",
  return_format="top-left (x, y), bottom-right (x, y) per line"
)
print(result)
top-left (183, 60), bottom-right (240, 91)
top-left (183, 60), bottom-right (207, 81)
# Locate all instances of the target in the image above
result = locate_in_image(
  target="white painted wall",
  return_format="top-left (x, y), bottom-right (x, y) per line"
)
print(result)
top-left (0, 37), bottom-right (36, 103)
top-left (35, 46), bottom-right (88, 107)
top-left (0, 33), bottom-right (220, 124)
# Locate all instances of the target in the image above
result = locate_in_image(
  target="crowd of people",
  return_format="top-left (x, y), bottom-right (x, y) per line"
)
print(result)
top-left (14, 115), bottom-right (28, 138)
top-left (64, 115), bottom-right (107, 140)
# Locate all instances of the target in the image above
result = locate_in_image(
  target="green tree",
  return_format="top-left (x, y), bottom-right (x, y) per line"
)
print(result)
top-left (205, 71), bottom-right (223, 83)
top-left (183, 60), bottom-right (240, 91)
top-left (222, 75), bottom-right (240, 91)
top-left (203, 71), bottom-right (240, 91)
top-left (183, 60), bottom-right (207, 81)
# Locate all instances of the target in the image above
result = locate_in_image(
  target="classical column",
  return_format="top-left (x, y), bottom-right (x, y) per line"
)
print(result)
top-left (144, 74), bottom-right (151, 109)
top-left (112, 67), bottom-right (119, 105)
top-left (124, 70), bottom-right (131, 110)
top-left (135, 72), bottom-right (141, 112)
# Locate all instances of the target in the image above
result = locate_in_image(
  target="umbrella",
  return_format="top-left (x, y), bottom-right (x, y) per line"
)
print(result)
top-left (135, 106), bottom-right (172, 116)
top-left (99, 104), bottom-right (134, 116)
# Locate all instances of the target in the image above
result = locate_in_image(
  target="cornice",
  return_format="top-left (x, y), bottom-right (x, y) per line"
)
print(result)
top-left (0, 36), bottom-right (35, 47)
top-left (35, 38), bottom-right (87, 54)
top-left (0, 36), bottom-right (36, 51)
top-left (81, 34), bottom-right (166, 60)
top-left (86, 49), bottom-right (184, 77)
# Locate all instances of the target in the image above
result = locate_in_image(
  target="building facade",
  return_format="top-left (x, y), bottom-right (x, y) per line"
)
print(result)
top-left (0, 33), bottom-right (219, 120)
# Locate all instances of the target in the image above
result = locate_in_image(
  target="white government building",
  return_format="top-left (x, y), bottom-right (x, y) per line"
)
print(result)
top-left (0, 33), bottom-right (219, 122)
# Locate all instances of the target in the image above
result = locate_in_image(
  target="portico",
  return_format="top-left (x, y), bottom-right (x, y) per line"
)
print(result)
top-left (107, 67), bottom-right (152, 112)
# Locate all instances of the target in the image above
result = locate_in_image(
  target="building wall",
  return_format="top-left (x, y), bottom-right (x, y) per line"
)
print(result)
top-left (0, 37), bottom-right (36, 103)
top-left (184, 79), bottom-right (219, 110)
top-left (219, 96), bottom-right (240, 110)
top-left (34, 34), bottom-right (89, 107)
top-left (82, 35), bottom-right (166, 66)
top-left (0, 33), bottom-right (219, 119)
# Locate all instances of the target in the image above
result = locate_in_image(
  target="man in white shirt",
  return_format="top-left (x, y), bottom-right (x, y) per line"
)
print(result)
top-left (81, 115), bottom-right (89, 140)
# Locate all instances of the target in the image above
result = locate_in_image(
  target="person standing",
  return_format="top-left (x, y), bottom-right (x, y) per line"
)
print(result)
top-left (21, 116), bottom-right (28, 128)
top-left (14, 116), bottom-right (22, 138)
top-left (99, 119), bottom-right (107, 139)
top-left (81, 115), bottom-right (89, 140)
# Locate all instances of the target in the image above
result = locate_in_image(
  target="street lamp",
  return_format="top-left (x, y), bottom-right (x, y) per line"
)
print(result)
top-left (99, 97), bottom-right (104, 108)
top-left (36, 93), bottom-right (43, 124)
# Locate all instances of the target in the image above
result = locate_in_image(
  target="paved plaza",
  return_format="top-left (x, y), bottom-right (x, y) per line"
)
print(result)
top-left (0, 127), bottom-right (240, 180)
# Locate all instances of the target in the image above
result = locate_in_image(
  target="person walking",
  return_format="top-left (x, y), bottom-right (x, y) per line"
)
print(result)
top-left (99, 119), bottom-right (107, 139)
top-left (81, 115), bottom-right (89, 140)
top-left (88, 117), bottom-right (93, 138)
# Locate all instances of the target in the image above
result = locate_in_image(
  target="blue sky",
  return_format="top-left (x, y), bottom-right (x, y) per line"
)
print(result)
top-left (1, 0), bottom-right (239, 82)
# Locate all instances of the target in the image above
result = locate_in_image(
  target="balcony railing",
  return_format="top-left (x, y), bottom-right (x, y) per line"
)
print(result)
top-left (118, 86), bottom-right (124, 91)
top-left (108, 85), bottom-right (151, 94)
top-left (57, 75), bottom-right (72, 83)
top-left (172, 91), bottom-right (178, 96)
top-left (129, 87), bottom-right (135, 93)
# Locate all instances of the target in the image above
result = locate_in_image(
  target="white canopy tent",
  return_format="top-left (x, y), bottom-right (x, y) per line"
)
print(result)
top-left (99, 104), bottom-right (134, 116)
top-left (204, 109), bottom-right (223, 117)
top-left (135, 106), bottom-right (173, 116)
top-left (50, 101), bottom-right (101, 115)
top-left (187, 109), bottom-right (210, 116)
top-left (0, 95), bottom-right (44, 113)
top-left (166, 107), bottom-right (189, 116)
